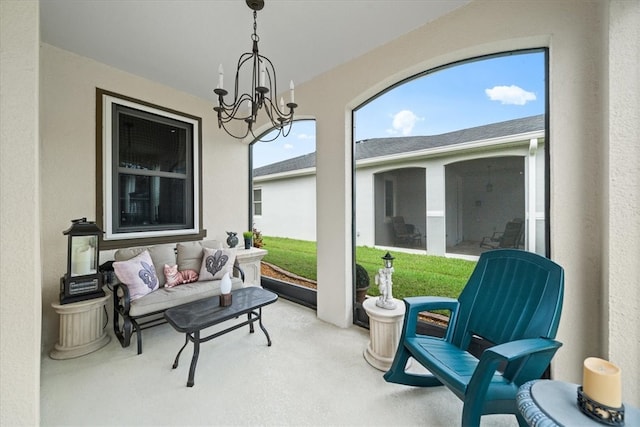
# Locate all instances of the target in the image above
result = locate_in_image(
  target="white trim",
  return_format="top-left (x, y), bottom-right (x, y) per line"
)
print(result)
top-left (427, 210), bottom-right (444, 217)
top-left (101, 94), bottom-right (201, 241)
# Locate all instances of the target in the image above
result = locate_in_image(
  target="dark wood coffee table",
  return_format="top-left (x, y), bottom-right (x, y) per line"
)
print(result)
top-left (164, 287), bottom-right (278, 387)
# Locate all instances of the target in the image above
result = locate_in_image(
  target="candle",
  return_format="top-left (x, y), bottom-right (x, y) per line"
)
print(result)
top-left (260, 62), bottom-right (265, 87)
top-left (72, 245), bottom-right (91, 276)
top-left (290, 80), bottom-right (295, 103)
top-left (583, 357), bottom-right (622, 408)
top-left (218, 64), bottom-right (224, 89)
top-left (280, 97), bottom-right (285, 110)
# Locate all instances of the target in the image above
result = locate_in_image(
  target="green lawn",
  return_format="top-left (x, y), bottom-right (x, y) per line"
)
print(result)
top-left (261, 236), bottom-right (476, 300)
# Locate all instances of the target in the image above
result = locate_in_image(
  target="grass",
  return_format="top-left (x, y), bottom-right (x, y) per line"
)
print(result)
top-left (261, 236), bottom-right (476, 300)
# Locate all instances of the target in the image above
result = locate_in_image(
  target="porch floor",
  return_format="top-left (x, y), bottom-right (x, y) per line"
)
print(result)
top-left (41, 297), bottom-right (516, 426)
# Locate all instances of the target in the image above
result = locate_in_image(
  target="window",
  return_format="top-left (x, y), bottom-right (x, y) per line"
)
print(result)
top-left (97, 89), bottom-right (204, 248)
top-left (253, 188), bottom-right (262, 216)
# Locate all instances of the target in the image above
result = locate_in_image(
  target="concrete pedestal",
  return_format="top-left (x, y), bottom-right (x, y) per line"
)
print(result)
top-left (363, 297), bottom-right (405, 371)
top-left (49, 292), bottom-right (111, 360)
top-left (235, 247), bottom-right (268, 286)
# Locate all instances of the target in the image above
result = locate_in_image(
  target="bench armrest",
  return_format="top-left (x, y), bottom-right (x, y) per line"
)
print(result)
top-left (113, 282), bottom-right (131, 314)
top-left (233, 260), bottom-right (245, 283)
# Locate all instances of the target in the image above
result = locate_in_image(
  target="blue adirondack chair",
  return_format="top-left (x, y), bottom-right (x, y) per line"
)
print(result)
top-left (384, 249), bottom-right (564, 427)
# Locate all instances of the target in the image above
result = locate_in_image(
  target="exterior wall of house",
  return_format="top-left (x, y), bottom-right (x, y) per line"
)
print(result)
top-left (290, 0), bottom-right (639, 403)
top-left (253, 172), bottom-right (316, 241)
top-left (0, 2), bottom-right (42, 424)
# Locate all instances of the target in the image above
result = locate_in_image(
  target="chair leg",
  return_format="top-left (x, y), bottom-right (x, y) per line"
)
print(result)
top-left (383, 347), bottom-right (442, 387)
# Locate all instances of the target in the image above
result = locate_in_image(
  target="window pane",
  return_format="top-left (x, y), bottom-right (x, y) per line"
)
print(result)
top-left (117, 174), bottom-right (190, 231)
top-left (117, 110), bottom-right (188, 173)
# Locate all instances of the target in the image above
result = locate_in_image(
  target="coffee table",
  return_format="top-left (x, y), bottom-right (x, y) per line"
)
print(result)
top-left (164, 287), bottom-right (278, 387)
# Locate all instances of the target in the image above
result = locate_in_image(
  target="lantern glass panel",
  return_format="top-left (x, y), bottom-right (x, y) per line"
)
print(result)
top-left (70, 235), bottom-right (98, 277)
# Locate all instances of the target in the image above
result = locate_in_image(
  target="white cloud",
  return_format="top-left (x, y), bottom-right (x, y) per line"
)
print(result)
top-left (388, 110), bottom-right (421, 136)
top-left (297, 133), bottom-right (314, 140)
top-left (283, 143), bottom-right (294, 150)
top-left (485, 85), bottom-right (536, 105)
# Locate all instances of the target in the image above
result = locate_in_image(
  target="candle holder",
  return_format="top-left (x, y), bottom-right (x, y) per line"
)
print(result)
top-left (577, 386), bottom-right (625, 426)
top-left (220, 293), bottom-right (232, 307)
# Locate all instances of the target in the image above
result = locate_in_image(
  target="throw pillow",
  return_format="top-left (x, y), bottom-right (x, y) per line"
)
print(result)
top-left (176, 240), bottom-right (223, 271)
top-left (199, 248), bottom-right (236, 281)
top-left (115, 244), bottom-right (175, 287)
top-left (113, 250), bottom-right (159, 300)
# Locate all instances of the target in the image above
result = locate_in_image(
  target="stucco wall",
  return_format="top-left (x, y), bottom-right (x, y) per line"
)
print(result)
top-left (39, 44), bottom-right (247, 352)
top-left (606, 0), bottom-right (640, 404)
top-left (0, 1), bottom-right (41, 424)
top-left (293, 0), bottom-right (638, 403)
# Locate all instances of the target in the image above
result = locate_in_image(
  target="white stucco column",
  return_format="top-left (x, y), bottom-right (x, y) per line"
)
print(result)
top-left (425, 165), bottom-right (446, 256)
top-left (0, 1), bottom-right (42, 424)
top-left (606, 0), bottom-right (640, 405)
top-left (527, 139), bottom-right (538, 253)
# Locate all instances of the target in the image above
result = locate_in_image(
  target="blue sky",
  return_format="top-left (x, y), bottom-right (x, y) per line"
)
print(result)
top-left (253, 51), bottom-right (545, 168)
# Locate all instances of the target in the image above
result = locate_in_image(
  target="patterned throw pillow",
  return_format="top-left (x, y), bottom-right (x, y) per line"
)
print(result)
top-left (199, 248), bottom-right (236, 281)
top-left (113, 250), bottom-right (159, 300)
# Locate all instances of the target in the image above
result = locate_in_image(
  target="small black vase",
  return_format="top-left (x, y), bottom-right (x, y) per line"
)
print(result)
top-left (226, 231), bottom-right (238, 248)
top-left (244, 238), bottom-right (252, 249)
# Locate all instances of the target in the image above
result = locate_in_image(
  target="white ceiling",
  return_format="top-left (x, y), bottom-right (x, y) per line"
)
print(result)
top-left (40, 0), bottom-right (470, 103)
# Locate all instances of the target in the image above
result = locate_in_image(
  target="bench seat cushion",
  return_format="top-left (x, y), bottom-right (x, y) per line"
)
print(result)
top-left (129, 276), bottom-right (244, 317)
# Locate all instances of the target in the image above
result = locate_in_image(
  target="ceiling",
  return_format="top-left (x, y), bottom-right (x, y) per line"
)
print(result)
top-left (40, 0), bottom-right (470, 102)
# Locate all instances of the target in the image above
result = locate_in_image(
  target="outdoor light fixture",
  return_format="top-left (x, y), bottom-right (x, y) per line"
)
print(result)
top-left (60, 218), bottom-right (105, 304)
top-left (213, 0), bottom-right (297, 141)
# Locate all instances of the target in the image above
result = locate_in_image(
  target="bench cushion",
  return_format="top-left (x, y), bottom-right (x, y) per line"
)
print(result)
top-left (129, 276), bottom-right (244, 317)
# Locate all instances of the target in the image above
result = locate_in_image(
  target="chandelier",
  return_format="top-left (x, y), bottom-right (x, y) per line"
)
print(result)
top-left (213, 0), bottom-right (298, 141)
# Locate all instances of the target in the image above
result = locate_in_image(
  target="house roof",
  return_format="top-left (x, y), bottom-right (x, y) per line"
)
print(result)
top-left (253, 114), bottom-right (544, 177)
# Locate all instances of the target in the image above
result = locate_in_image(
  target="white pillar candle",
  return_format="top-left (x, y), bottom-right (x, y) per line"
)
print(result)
top-left (72, 246), bottom-right (91, 276)
top-left (289, 80), bottom-right (295, 103)
top-left (218, 64), bottom-right (224, 89)
top-left (583, 357), bottom-right (622, 408)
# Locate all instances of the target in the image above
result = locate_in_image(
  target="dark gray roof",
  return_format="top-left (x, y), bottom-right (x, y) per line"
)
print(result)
top-left (253, 114), bottom-right (544, 177)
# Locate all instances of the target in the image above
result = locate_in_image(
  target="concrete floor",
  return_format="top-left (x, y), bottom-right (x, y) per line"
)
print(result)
top-left (40, 297), bottom-right (517, 426)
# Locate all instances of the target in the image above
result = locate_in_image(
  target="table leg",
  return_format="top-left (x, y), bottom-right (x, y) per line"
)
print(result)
top-left (172, 334), bottom-right (189, 369)
top-left (258, 308), bottom-right (272, 346)
top-left (248, 313), bottom-right (254, 333)
top-left (187, 331), bottom-right (200, 387)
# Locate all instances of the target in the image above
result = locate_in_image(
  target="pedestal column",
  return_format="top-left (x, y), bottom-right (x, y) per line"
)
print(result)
top-left (363, 297), bottom-right (405, 371)
top-left (50, 292), bottom-right (111, 359)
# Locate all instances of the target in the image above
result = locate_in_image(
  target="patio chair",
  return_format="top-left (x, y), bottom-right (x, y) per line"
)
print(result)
top-left (391, 216), bottom-right (422, 247)
top-left (384, 249), bottom-right (564, 427)
top-left (480, 219), bottom-right (524, 249)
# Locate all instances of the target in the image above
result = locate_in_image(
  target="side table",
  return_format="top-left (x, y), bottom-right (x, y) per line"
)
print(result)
top-left (49, 291), bottom-right (111, 360)
top-left (517, 380), bottom-right (640, 426)
top-left (362, 297), bottom-right (405, 371)
top-left (235, 246), bottom-right (268, 286)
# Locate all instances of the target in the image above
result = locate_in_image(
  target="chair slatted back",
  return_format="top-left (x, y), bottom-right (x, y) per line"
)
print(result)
top-left (452, 249), bottom-right (564, 352)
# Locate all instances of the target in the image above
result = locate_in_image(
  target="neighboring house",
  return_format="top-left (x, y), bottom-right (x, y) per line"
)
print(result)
top-left (253, 115), bottom-right (546, 257)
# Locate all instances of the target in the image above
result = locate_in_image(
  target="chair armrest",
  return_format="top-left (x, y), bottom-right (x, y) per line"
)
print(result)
top-left (113, 282), bottom-right (131, 314)
top-left (403, 296), bottom-right (459, 340)
top-left (485, 338), bottom-right (562, 363)
top-left (466, 338), bottom-right (563, 402)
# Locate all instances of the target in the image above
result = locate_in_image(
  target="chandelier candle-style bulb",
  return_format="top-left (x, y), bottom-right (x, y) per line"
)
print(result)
top-left (213, 0), bottom-right (298, 141)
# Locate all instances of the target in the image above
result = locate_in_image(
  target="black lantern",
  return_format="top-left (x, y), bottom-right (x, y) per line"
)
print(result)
top-left (382, 251), bottom-right (395, 269)
top-left (59, 218), bottom-right (105, 304)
